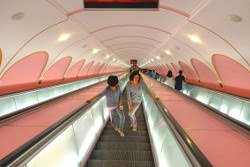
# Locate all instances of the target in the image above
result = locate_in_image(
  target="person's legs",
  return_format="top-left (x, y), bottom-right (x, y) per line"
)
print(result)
top-left (113, 108), bottom-right (125, 137)
top-left (110, 109), bottom-right (118, 130)
top-left (128, 103), bottom-right (140, 130)
top-left (114, 108), bottom-right (125, 132)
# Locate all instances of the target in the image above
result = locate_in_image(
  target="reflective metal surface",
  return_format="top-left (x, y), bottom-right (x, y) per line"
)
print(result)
top-left (161, 78), bottom-right (250, 126)
top-left (0, 72), bottom-right (125, 118)
top-left (13, 76), bottom-right (128, 167)
top-left (142, 88), bottom-right (192, 167)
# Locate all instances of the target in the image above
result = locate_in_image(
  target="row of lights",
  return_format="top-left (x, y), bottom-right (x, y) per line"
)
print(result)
top-left (57, 33), bottom-right (129, 66)
top-left (142, 34), bottom-right (202, 66)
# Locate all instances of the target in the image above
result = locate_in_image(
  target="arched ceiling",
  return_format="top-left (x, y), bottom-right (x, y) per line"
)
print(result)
top-left (0, 0), bottom-right (249, 77)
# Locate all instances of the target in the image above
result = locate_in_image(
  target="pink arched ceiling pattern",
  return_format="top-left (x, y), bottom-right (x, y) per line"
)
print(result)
top-left (78, 61), bottom-right (94, 78)
top-left (105, 65), bottom-right (109, 73)
top-left (88, 62), bottom-right (100, 76)
top-left (97, 63), bottom-right (105, 75)
top-left (162, 64), bottom-right (170, 72)
top-left (0, 51), bottom-right (48, 95)
top-left (93, 63), bottom-right (103, 76)
top-left (166, 64), bottom-right (177, 76)
top-left (179, 61), bottom-right (199, 84)
top-left (106, 66), bottom-right (111, 73)
top-left (212, 54), bottom-right (250, 98)
top-left (191, 58), bottom-right (221, 90)
top-left (0, 48), bottom-right (2, 67)
top-left (40, 56), bottom-right (72, 87)
top-left (158, 65), bottom-right (166, 76)
top-left (154, 66), bottom-right (160, 74)
top-left (64, 59), bottom-right (85, 82)
top-left (101, 64), bottom-right (108, 74)
top-left (171, 63), bottom-right (183, 76)
top-left (160, 65), bottom-right (168, 75)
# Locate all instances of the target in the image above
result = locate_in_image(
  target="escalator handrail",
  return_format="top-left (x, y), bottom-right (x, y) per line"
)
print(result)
top-left (155, 76), bottom-right (250, 132)
top-left (0, 72), bottom-right (126, 123)
top-left (142, 81), bottom-right (213, 167)
top-left (0, 75), bottom-right (128, 166)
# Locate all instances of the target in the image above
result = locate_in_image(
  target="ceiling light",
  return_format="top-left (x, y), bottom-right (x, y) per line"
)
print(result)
top-left (187, 34), bottom-right (202, 43)
top-left (92, 48), bottom-right (100, 54)
top-left (151, 59), bottom-right (154, 62)
top-left (105, 55), bottom-right (110, 58)
top-left (112, 58), bottom-right (116, 61)
top-left (229, 14), bottom-right (242, 22)
top-left (58, 33), bottom-right (71, 42)
top-left (11, 12), bottom-right (25, 21)
top-left (164, 50), bottom-right (171, 55)
top-left (175, 45), bottom-right (180, 50)
top-left (156, 56), bottom-right (160, 59)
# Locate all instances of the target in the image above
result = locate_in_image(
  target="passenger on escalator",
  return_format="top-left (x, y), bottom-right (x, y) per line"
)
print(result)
top-left (174, 70), bottom-right (185, 91)
top-left (127, 71), bottom-right (142, 132)
top-left (104, 75), bottom-right (125, 137)
top-left (166, 70), bottom-right (173, 87)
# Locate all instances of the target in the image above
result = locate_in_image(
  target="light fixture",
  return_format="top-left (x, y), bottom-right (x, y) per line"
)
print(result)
top-left (156, 56), bottom-right (160, 59)
top-left (187, 34), bottom-right (202, 43)
top-left (112, 58), bottom-right (116, 61)
top-left (105, 55), bottom-right (110, 58)
top-left (151, 59), bottom-right (154, 62)
top-left (175, 45), bottom-right (180, 50)
top-left (164, 50), bottom-right (171, 55)
top-left (11, 12), bottom-right (25, 21)
top-left (91, 48), bottom-right (100, 54)
top-left (58, 33), bottom-right (71, 42)
top-left (229, 14), bottom-right (242, 22)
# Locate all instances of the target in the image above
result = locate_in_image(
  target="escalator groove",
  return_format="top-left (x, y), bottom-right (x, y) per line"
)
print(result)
top-left (86, 91), bottom-right (155, 167)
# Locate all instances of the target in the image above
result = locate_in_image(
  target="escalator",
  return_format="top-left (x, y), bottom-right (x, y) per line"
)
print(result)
top-left (86, 92), bottom-right (155, 167)
top-left (0, 77), bottom-right (211, 167)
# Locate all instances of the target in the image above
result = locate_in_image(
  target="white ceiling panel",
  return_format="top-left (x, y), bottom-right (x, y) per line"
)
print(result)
top-left (0, 0), bottom-right (66, 75)
top-left (191, 0), bottom-right (250, 67)
top-left (160, 0), bottom-right (208, 14)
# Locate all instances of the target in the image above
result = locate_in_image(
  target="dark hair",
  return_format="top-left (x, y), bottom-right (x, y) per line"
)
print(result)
top-left (129, 70), bottom-right (141, 81)
top-left (107, 75), bottom-right (118, 86)
top-left (167, 70), bottom-right (173, 78)
top-left (179, 70), bottom-right (183, 75)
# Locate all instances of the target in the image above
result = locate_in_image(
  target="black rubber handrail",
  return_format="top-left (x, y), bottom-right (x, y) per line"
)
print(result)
top-left (142, 81), bottom-right (213, 167)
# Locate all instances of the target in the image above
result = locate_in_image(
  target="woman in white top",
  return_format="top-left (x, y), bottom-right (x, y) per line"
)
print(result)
top-left (166, 70), bottom-right (174, 87)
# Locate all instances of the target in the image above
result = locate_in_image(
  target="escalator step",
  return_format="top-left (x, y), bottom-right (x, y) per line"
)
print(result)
top-left (103, 130), bottom-right (148, 136)
top-left (87, 160), bottom-right (154, 167)
top-left (91, 150), bottom-right (153, 161)
top-left (96, 142), bottom-right (151, 151)
top-left (100, 135), bottom-right (149, 143)
top-left (124, 122), bottom-right (146, 126)
top-left (105, 125), bottom-right (147, 131)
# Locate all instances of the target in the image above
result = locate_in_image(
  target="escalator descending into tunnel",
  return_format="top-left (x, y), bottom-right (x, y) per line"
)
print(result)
top-left (86, 92), bottom-right (155, 167)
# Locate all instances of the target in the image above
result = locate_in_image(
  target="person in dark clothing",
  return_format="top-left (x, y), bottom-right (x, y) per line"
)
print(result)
top-left (174, 70), bottom-right (185, 90)
top-left (167, 70), bottom-right (173, 78)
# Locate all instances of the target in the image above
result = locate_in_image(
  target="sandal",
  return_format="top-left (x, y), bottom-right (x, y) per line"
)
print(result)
top-left (117, 129), bottom-right (125, 137)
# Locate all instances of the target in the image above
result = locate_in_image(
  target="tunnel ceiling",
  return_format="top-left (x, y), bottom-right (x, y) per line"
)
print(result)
top-left (0, 0), bottom-right (249, 77)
